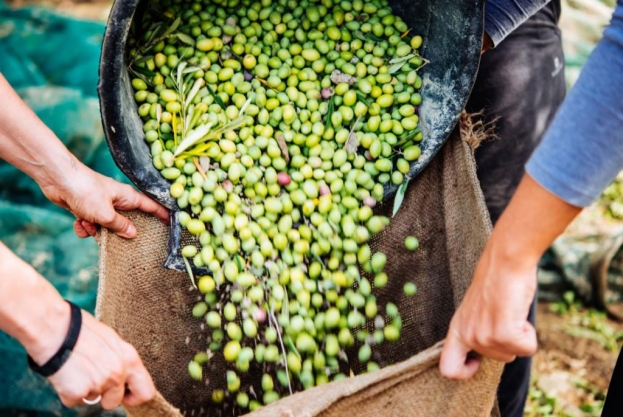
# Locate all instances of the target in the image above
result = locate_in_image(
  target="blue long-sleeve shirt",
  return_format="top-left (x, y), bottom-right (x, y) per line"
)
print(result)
top-left (486, 0), bottom-right (623, 207)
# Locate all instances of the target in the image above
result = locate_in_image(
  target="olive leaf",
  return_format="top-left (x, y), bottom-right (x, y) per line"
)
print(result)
top-left (174, 122), bottom-right (214, 157)
top-left (239, 95), bottom-right (253, 115)
top-left (276, 133), bottom-right (290, 163)
top-left (206, 84), bottom-right (227, 110)
top-left (354, 31), bottom-right (367, 42)
top-left (133, 54), bottom-right (154, 65)
top-left (255, 77), bottom-right (278, 92)
top-left (146, 22), bottom-right (164, 43)
top-left (175, 32), bottom-right (196, 46)
top-left (176, 61), bottom-right (187, 91)
top-left (284, 337), bottom-right (301, 360)
top-left (389, 53), bottom-right (416, 74)
top-left (183, 73), bottom-right (195, 95)
top-left (185, 78), bottom-right (205, 110)
top-left (312, 253), bottom-right (325, 268)
top-left (130, 65), bottom-right (156, 77)
top-left (355, 91), bottom-right (373, 109)
top-left (234, 254), bottom-right (244, 272)
top-left (389, 54), bottom-right (415, 65)
top-left (162, 16), bottom-right (181, 38)
top-left (392, 179), bottom-right (410, 217)
top-left (354, 31), bottom-right (383, 43)
top-left (325, 95), bottom-right (336, 130)
top-left (183, 256), bottom-right (197, 289)
top-left (396, 127), bottom-right (421, 147)
top-left (175, 115), bottom-right (248, 158)
top-left (227, 46), bottom-right (244, 61)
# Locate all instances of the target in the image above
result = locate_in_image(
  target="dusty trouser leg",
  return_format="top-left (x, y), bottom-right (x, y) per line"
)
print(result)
top-left (465, 1), bottom-right (566, 416)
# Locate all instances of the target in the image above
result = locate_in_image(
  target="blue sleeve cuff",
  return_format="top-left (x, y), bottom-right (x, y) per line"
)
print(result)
top-left (485, 0), bottom-right (550, 46)
top-left (526, 158), bottom-right (598, 208)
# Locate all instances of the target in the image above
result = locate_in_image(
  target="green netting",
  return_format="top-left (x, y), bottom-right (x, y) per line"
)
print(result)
top-left (0, 4), bottom-right (126, 415)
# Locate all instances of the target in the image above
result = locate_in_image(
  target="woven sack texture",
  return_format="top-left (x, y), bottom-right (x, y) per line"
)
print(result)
top-left (97, 118), bottom-right (502, 417)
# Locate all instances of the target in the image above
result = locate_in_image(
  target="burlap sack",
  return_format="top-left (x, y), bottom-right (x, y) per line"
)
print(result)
top-left (97, 117), bottom-right (503, 417)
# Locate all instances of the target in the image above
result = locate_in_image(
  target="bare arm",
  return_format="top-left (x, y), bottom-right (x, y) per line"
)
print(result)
top-left (0, 73), bottom-right (168, 237)
top-left (0, 242), bottom-right (155, 409)
top-left (440, 174), bottom-right (581, 379)
top-left (441, 2), bottom-right (623, 379)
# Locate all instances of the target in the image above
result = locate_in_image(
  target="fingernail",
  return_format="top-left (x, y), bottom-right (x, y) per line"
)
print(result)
top-left (125, 224), bottom-right (137, 237)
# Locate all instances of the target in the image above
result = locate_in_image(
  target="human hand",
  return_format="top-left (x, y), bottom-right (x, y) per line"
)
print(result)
top-left (439, 244), bottom-right (538, 380)
top-left (39, 161), bottom-right (168, 239)
top-left (28, 305), bottom-right (155, 410)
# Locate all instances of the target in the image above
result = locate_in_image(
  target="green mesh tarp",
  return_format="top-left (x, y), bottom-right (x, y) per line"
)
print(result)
top-left (0, 4), bottom-right (126, 415)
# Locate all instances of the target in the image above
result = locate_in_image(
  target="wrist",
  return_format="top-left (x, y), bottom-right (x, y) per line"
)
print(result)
top-left (33, 151), bottom-right (84, 200)
top-left (485, 220), bottom-right (545, 276)
top-left (21, 300), bottom-right (71, 365)
top-left (0, 246), bottom-right (71, 364)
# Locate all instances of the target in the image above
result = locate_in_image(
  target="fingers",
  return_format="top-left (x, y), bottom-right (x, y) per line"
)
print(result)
top-left (440, 322), bottom-right (537, 380)
top-left (517, 321), bottom-right (538, 356)
top-left (74, 220), bottom-right (89, 238)
top-left (135, 193), bottom-right (170, 224)
top-left (113, 185), bottom-right (170, 224)
top-left (101, 381), bottom-right (126, 410)
top-left (440, 330), bottom-right (482, 380)
top-left (52, 356), bottom-right (101, 408)
top-left (479, 322), bottom-right (538, 359)
top-left (81, 220), bottom-right (98, 236)
top-left (98, 211), bottom-right (137, 239)
top-left (120, 344), bottom-right (156, 407)
top-left (124, 369), bottom-right (156, 407)
top-left (48, 313), bottom-right (154, 410)
top-left (74, 220), bottom-right (100, 239)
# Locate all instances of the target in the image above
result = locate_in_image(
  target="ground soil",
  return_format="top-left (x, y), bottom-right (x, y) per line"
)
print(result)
top-left (530, 303), bottom-right (623, 416)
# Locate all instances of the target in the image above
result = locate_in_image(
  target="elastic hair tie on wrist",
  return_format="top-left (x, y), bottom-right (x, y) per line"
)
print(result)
top-left (27, 300), bottom-right (82, 377)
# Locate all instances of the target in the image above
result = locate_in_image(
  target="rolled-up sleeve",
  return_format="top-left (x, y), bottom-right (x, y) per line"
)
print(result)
top-left (526, 1), bottom-right (623, 207)
top-left (485, 0), bottom-right (550, 45)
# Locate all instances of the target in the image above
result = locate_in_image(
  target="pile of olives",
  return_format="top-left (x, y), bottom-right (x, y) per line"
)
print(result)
top-left (128, 0), bottom-right (422, 410)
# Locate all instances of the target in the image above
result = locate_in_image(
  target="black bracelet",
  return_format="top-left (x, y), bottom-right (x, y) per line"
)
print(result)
top-left (27, 300), bottom-right (82, 377)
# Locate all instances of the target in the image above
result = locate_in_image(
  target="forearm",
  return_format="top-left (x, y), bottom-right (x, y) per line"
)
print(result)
top-left (485, 0), bottom-right (550, 46)
top-left (487, 174), bottom-right (581, 269)
top-left (0, 73), bottom-right (81, 193)
top-left (439, 173), bottom-right (573, 379)
top-left (0, 242), bottom-right (69, 363)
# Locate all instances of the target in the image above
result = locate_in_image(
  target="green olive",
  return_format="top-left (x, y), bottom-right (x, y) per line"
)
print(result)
top-left (192, 302), bottom-right (208, 318)
top-left (405, 236), bottom-right (419, 250)
top-left (188, 360), bottom-right (202, 380)
top-left (224, 340), bottom-right (242, 362)
top-left (358, 344), bottom-right (372, 363)
top-left (403, 282), bottom-right (417, 296)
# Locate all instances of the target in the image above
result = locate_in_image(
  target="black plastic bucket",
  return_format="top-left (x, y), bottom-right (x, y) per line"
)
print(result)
top-left (98, 0), bottom-right (485, 273)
